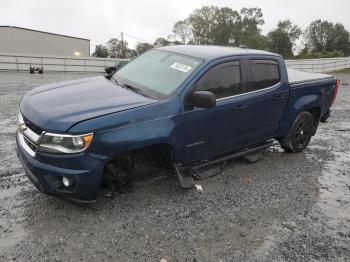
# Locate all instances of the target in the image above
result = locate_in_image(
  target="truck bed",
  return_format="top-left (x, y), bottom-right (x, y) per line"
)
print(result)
top-left (287, 69), bottom-right (334, 85)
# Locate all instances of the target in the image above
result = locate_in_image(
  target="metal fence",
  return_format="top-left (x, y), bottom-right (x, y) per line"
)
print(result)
top-left (0, 53), bottom-right (124, 73)
top-left (0, 52), bottom-right (349, 73)
top-left (285, 57), bottom-right (350, 73)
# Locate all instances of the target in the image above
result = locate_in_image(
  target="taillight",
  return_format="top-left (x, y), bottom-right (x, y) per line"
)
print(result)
top-left (331, 79), bottom-right (340, 105)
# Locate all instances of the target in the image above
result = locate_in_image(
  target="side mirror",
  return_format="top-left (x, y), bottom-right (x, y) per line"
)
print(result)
top-left (187, 91), bottom-right (216, 109)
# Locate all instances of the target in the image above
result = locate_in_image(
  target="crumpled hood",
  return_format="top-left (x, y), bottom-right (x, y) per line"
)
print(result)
top-left (20, 76), bottom-right (157, 133)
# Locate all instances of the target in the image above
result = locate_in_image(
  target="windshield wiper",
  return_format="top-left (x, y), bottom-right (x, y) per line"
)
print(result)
top-left (123, 83), bottom-right (147, 97)
top-left (108, 75), bottom-right (120, 85)
top-left (110, 76), bottom-right (148, 97)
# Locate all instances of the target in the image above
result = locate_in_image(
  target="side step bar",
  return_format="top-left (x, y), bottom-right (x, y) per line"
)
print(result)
top-left (174, 140), bottom-right (273, 188)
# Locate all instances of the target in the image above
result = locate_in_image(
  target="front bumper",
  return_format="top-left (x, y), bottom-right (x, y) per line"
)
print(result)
top-left (16, 130), bottom-right (106, 202)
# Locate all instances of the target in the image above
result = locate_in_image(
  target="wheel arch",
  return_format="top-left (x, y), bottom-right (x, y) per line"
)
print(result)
top-left (305, 107), bottom-right (321, 134)
top-left (107, 142), bottom-right (175, 163)
top-left (276, 93), bottom-right (321, 139)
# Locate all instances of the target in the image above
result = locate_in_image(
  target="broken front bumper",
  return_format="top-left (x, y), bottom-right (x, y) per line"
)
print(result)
top-left (16, 130), bottom-right (106, 202)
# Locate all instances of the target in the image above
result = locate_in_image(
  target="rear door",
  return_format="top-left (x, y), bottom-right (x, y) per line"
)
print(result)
top-left (238, 59), bottom-right (289, 145)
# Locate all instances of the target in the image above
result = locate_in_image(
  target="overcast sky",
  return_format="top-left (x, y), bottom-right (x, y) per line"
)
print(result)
top-left (1, 0), bottom-right (349, 50)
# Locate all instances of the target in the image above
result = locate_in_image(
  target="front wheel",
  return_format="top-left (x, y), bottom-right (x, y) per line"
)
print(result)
top-left (279, 111), bottom-right (315, 153)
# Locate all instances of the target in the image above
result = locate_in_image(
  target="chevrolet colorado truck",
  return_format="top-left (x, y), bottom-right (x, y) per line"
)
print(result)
top-left (16, 45), bottom-right (339, 202)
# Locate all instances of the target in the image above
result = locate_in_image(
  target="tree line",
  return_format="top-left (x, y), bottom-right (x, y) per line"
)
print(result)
top-left (92, 6), bottom-right (350, 59)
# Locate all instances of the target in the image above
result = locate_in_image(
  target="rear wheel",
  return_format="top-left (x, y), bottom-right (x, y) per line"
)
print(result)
top-left (279, 111), bottom-right (314, 153)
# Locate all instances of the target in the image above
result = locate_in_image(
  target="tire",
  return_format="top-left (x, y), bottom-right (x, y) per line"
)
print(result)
top-left (279, 111), bottom-right (315, 153)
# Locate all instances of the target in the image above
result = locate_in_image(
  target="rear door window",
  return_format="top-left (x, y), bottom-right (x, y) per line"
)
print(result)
top-left (193, 61), bottom-right (242, 99)
top-left (249, 60), bottom-right (280, 92)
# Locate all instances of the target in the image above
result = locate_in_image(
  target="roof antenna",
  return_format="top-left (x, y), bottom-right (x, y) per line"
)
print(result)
top-left (239, 44), bottom-right (248, 49)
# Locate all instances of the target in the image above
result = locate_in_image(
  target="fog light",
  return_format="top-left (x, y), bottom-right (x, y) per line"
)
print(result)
top-left (62, 177), bottom-right (73, 187)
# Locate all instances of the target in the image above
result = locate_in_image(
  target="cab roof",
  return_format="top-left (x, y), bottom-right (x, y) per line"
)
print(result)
top-left (157, 45), bottom-right (280, 61)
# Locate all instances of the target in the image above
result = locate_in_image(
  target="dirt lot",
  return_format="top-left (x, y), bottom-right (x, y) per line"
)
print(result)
top-left (0, 71), bottom-right (349, 261)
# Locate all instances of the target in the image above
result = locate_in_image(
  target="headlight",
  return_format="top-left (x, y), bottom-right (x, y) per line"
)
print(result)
top-left (38, 132), bottom-right (93, 154)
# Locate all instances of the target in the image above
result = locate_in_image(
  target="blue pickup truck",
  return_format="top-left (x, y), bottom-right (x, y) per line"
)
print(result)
top-left (16, 45), bottom-right (339, 202)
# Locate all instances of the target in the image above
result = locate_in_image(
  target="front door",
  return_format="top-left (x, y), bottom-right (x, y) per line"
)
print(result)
top-left (176, 60), bottom-right (248, 164)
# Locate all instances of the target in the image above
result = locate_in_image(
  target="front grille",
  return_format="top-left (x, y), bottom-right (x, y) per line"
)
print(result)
top-left (18, 114), bottom-right (42, 157)
top-left (24, 136), bottom-right (38, 152)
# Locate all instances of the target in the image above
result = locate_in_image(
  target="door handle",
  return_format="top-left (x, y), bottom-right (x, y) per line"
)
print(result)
top-left (273, 95), bottom-right (286, 101)
top-left (231, 104), bottom-right (247, 112)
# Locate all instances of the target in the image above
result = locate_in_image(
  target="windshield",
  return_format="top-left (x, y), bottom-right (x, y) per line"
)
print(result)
top-left (113, 49), bottom-right (202, 100)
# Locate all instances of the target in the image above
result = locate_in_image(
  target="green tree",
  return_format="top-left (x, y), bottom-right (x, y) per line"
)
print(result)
top-left (107, 38), bottom-right (124, 58)
top-left (176, 6), bottom-right (266, 48)
top-left (267, 20), bottom-right (302, 58)
top-left (107, 38), bottom-right (136, 58)
top-left (212, 7), bottom-right (240, 45)
top-left (296, 45), bottom-right (345, 59)
top-left (92, 44), bottom-right (109, 58)
top-left (188, 6), bottom-right (218, 44)
top-left (330, 23), bottom-right (350, 55)
top-left (153, 37), bottom-right (171, 47)
top-left (235, 7), bottom-right (265, 49)
top-left (135, 42), bottom-right (153, 55)
top-left (125, 48), bottom-right (138, 58)
top-left (304, 20), bottom-right (350, 55)
top-left (171, 40), bottom-right (183, 45)
top-left (172, 19), bottom-right (193, 44)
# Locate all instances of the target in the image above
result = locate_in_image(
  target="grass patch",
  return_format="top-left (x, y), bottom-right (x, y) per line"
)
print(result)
top-left (331, 68), bottom-right (350, 73)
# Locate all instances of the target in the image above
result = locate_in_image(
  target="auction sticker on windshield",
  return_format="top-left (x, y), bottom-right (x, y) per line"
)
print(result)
top-left (170, 62), bottom-right (192, 73)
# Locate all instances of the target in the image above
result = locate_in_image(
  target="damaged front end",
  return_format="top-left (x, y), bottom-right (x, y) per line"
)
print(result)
top-left (16, 113), bottom-right (105, 203)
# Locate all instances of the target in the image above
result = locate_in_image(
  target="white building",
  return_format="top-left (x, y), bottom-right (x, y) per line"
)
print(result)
top-left (0, 26), bottom-right (90, 57)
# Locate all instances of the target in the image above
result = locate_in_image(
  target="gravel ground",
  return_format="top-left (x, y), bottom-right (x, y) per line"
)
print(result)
top-left (0, 71), bottom-right (349, 261)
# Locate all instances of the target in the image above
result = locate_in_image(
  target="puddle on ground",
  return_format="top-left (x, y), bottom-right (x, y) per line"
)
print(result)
top-left (0, 221), bottom-right (27, 251)
top-left (318, 152), bottom-right (350, 223)
top-left (0, 185), bottom-right (28, 252)
top-left (312, 120), bottom-right (350, 224)
top-left (0, 186), bottom-right (22, 200)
